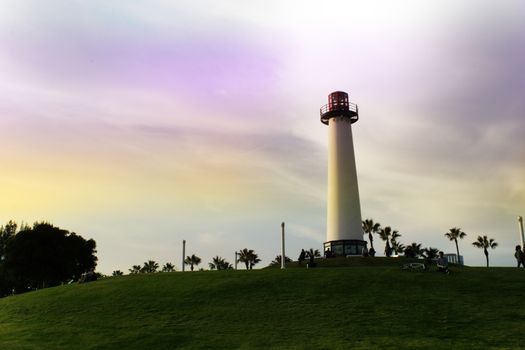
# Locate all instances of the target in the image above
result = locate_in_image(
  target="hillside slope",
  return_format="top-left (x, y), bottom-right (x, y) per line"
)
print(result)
top-left (0, 266), bottom-right (524, 350)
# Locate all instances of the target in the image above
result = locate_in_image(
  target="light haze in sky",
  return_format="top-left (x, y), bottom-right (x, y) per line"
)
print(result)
top-left (1, 0), bottom-right (524, 272)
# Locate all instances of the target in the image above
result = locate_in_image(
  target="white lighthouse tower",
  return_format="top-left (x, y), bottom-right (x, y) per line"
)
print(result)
top-left (320, 91), bottom-right (366, 256)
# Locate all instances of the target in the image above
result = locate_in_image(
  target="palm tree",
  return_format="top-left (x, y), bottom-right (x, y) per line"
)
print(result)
top-left (422, 247), bottom-right (439, 263)
top-left (362, 219), bottom-right (381, 251)
top-left (445, 227), bottom-right (466, 265)
top-left (142, 260), bottom-right (159, 273)
top-left (378, 226), bottom-right (397, 257)
top-left (305, 248), bottom-right (321, 266)
top-left (270, 255), bottom-right (292, 266)
top-left (208, 256), bottom-right (233, 270)
top-left (391, 240), bottom-right (405, 256)
top-left (404, 242), bottom-right (423, 258)
top-left (184, 254), bottom-right (202, 271)
top-left (237, 248), bottom-right (261, 270)
top-left (128, 265), bottom-right (142, 274)
top-left (472, 235), bottom-right (498, 267)
top-left (112, 270), bottom-right (124, 276)
top-left (162, 262), bottom-right (175, 272)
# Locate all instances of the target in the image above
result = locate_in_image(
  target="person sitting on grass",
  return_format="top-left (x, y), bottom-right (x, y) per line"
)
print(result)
top-left (436, 251), bottom-right (450, 274)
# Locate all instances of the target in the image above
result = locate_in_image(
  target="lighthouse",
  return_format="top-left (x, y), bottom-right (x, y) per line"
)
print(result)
top-left (320, 91), bottom-right (366, 256)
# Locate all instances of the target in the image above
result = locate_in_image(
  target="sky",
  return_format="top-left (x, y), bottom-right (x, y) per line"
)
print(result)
top-left (1, 0), bottom-right (524, 272)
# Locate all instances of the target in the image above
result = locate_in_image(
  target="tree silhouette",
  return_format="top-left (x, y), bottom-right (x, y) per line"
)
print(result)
top-left (422, 247), bottom-right (439, 264)
top-left (112, 270), bottom-right (124, 276)
top-left (305, 248), bottom-right (321, 267)
top-left (184, 254), bottom-right (201, 271)
top-left (129, 265), bottom-right (142, 274)
top-left (270, 255), bottom-right (292, 266)
top-left (472, 235), bottom-right (498, 267)
top-left (237, 249), bottom-right (261, 270)
top-left (362, 219), bottom-right (381, 250)
top-left (2, 222), bottom-right (97, 293)
top-left (141, 260), bottom-right (159, 273)
top-left (208, 256), bottom-right (233, 270)
top-left (378, 226), bottom-right (397, 257)
top-left (390, 231), bottom-right (404, 255)
top-left (445, 228), bottom-right (466, 265)
top-left (404, 242), bottom-right (423, 258)
top-left (162, 262), bottom-right (175, 272)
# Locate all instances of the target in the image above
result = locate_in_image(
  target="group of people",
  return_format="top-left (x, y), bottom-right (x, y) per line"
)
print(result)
top-left (515, 245), bottom-right (525, 267)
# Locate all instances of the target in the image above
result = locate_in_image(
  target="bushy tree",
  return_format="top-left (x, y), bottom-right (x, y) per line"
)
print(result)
top-left (112, 270), bottom-right (124, 276)
top-left (1, 222), bottom-right (97, 294)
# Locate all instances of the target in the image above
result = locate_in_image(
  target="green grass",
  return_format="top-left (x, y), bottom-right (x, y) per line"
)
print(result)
top-left (1, 260), bottom-right (524, 349)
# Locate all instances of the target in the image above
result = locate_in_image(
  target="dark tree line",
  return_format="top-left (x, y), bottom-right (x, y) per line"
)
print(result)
top-left (0, 221), bottom-right (97, 297)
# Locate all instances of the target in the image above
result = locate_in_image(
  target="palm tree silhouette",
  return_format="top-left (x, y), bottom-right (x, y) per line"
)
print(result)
top-left (208, 256), bottom-right (232, 270)
top-left (162, 262), bottom-right (175, 272)
top-left (271, 255), bottom-right (292, 266)
top-left (142, 260), bottom-right (159, 273)
top-left (362, 219), bottom-right (381, 251)
top-left (129, 265), bottom-right (142, 274)
top-left (472, 235), bottom-right (498, 267)
top-left (184, 254), bottom-right (201, 271)
top-left (237, 248), bottom-right (260, 270)
top-left (405, 242), bottom-right (423, 258)
top-left (379, 226), bottom-right (397, 257)
top-left (305, 248), bottom-right (321, 266)
top-left (422, 247), bottom-right (439, 263)
top-left (445, 228), bottom-right (466, 265)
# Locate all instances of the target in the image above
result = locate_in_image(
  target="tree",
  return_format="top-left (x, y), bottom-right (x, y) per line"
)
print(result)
top-left (184, 254), bottom-right (201, 271)
top-left (472, 235), bottom-right (498, 267)
top-left (0, 221), bottom-right (18, 261)
top-left (129, 265), bottom-right (142, 274)
top-left (162, 262), bottom-right (176, 272)
top-left (141, 260), bottom-right (159, 273)
top-left (270, 255), bottom-right (292, 266)
top-left (237, 248), bottom-right (261, 270)
top-left (305, 248), bottom-right (321, 267)
top-left (362, 219), bottom-right (381, 251)
top-left (422, 247), bottom-right (439, 263)
top-left (208, 256), bottom-right (232, 270)
top-left (404, 243), bottom-right (423, 258)
top-left (445, 228), bottom-right (466, 265)
top-left (378, 226), bottom-right (397, 257)
top-left (112, 270), bottom-right (124, 276)
top-left (2, 222), bottom-right (97, 293)
top-left (391, 240), bottom-right (405, 256)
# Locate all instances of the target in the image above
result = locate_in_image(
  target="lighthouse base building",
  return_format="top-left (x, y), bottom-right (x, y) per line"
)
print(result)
top-left (320, 91), bottom-right (367, 256)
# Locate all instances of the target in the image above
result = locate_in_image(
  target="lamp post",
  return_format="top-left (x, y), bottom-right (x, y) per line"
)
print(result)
top-left (182, 239), bottom-right (186, 272)
top-left (234, 251), bottom-right (238, 270)
top-left (518, 216), bottom-right (524, 248)
top-left (281, 222), bottom-right (286, 269)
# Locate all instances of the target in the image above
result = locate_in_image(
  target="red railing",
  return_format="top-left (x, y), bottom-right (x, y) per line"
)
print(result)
top-left (320, 102), bottom-right (358, 116)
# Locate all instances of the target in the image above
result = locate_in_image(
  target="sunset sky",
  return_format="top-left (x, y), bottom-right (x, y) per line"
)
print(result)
top-left (1, 0), bottom-right (524, 272)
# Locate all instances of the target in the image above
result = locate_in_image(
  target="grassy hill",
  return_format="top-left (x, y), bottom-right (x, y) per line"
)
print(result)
top-left (1, 259), bottom-right (524, 349)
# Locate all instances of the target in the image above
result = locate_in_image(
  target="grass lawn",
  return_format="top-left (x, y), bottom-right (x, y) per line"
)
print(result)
top-left (0, 259), bottom-right (524, 349)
